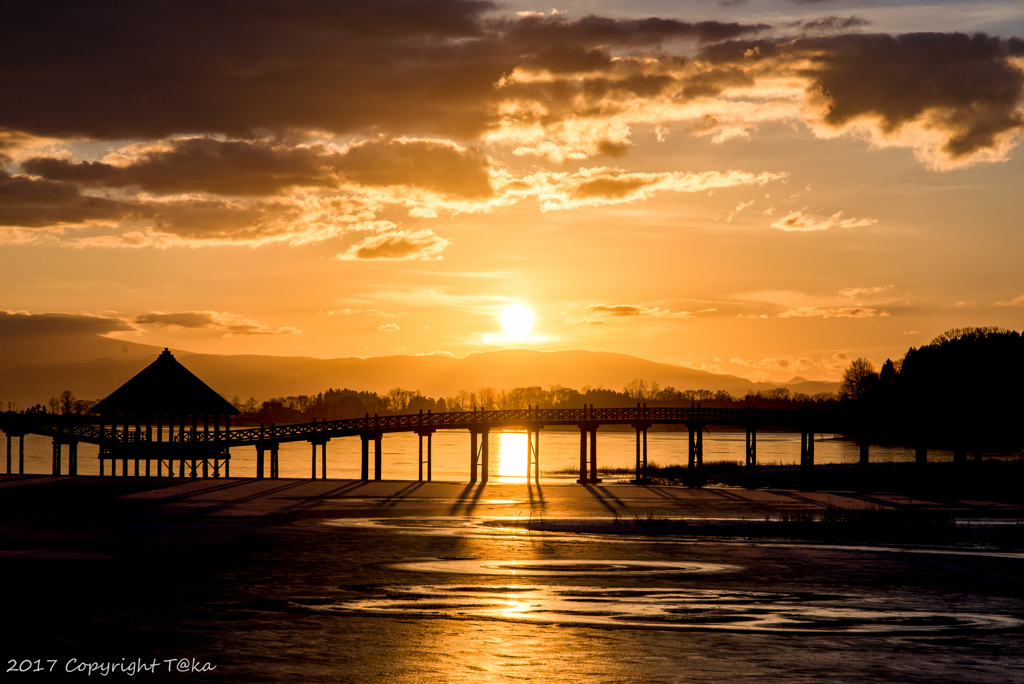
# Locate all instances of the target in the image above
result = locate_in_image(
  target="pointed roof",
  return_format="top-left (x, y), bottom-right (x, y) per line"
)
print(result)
top-left (92, 349), bottom-right (239, 416)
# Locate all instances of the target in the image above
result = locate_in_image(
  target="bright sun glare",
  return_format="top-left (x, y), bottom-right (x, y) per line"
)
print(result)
top-left (501, 304), bottom-right (534, 336)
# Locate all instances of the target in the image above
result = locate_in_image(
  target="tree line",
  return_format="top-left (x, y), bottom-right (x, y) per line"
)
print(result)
top-left (837, 327), bottom-right (1024, 451)
top-left (230, 382), bottom-right (836, 424)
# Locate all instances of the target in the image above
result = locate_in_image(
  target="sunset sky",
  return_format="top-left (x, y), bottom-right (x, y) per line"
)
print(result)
top-left (2, 0), bottom-right (1023, 383)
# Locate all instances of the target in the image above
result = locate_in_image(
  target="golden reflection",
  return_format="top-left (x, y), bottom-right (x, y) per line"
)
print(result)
top-left (495, 431), bottom-right (528, 481)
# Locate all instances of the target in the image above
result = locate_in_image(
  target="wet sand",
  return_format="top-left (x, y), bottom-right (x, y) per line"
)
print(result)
top-left (3, 476), bottom-right (1023, 682)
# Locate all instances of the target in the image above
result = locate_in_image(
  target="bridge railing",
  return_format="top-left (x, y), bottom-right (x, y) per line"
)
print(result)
top-left (1, 406), bottom-right (846, 447)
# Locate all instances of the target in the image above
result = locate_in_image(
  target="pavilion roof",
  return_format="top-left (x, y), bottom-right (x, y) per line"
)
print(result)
top-left (92, 349), bottom-right (239, 416)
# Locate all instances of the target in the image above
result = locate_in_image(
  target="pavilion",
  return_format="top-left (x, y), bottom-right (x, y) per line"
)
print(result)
top-left (92, 348), bottom-right (239, 478)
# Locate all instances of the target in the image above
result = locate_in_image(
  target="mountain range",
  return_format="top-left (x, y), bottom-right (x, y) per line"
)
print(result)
top-left (0, 329), bottom-right (838, 408)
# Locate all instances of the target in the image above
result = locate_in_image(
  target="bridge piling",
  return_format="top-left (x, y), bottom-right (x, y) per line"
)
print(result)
top-left (578, 425), bottom-right (588, 483)
top-left (360, 435), bottom-right (370, 480)
top-left (374, 434), bottom-right (382, 481)
top-left (310, 442), bottom-right (316, 479)
top-left (321, 441), bottom-right (327, 479)
top-left (51, 439), bottom-right (60, 475)
top-left (256, 446), bottom-right (265, 479)
top-left (6, 433), bottom-right (10, 474)
top-left (859, 441), bottom-right (869, 466)
top-left (480, 430), bottom-right (489, 484)
top-left (589, 425), bottom-right (600, 483)
top-left (69, 442), bottom-right (78, 476)
top-left (470, 430), bottom-right (478, 484)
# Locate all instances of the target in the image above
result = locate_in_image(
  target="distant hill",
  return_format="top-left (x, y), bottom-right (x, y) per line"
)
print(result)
top-left (0, 332), bottom-right (838, 408)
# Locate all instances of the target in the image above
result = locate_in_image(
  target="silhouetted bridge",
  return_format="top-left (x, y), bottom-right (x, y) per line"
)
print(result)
top-left (1, 405), bottom-right (848, 482)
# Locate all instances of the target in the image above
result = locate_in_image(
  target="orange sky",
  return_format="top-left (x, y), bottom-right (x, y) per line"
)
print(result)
top-left (2, 0), bottom-right (1023, 383)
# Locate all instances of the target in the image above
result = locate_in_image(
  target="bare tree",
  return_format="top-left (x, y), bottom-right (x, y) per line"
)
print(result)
top-left (839, 358), bottom-right (878, 400)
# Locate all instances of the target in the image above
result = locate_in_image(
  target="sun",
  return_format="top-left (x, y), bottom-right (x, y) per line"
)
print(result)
top-left (501, 304), bottom-right (534, 336)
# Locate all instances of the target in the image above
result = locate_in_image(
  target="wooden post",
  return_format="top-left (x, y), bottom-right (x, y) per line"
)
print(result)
top-left (696, 425), bottom-right (704, 469)
top-left (480, 430), bottom-right (489, 484)
top-left (256, 446), bottom-right (265, 479)
top-left (635, 427), bottom-right (641, 481)
top-left (18, 435), bottom-right (24, 475)
top-left (311, 441), bottom-right (317, 479)
top-left (70, 442), bottom-right (78, 476)
top-left (807, 432), bottom-right (814, 468)
top-left (534, 429), bottom-right (540, 484)
top-left (361, 435), bottom-right (369, 481)
top-left (419, 433), bottom-right (424, 481)
top-left (578, 426), bottom-right (588, 483)
top-left (374, 434), bottom-right (382, 481)
top-left (427, 432), bottom-right (432, 482)
top-left (589, 426), bottom-right (599, 483)
top-left (321, 441), bottom-right (327, 479)
top-left (859, 440), bottom-right (869, 465)
top-left (202, 458), bottom-right (208, 479)
top-left (52, 439), bottom-right (60, 475)
top-left (800, 432), bottom-right (808, 468)
top-left (6, 433), bottom-right (10, 474)
top-left (643, 427), bottom-right (648, 480)
top-left (270, 443), bottom-right (279, 479)
top-left (525, 430), bottom-right (531, 482)
top-left (688, 425), bottom-right (696, 470)
top-left (470, 431), bottom-right (478, 484)
top-left (915, 445), bottom-right (927, 464)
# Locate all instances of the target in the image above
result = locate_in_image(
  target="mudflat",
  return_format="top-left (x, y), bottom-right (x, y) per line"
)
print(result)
top-left (3, 476), bottom-right (1023, 682)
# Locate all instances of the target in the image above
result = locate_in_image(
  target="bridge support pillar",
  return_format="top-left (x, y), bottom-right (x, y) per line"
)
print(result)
top-left (417, 431), bottom-right (434, 482)
top-left (745, 428), bottom-right (757, 468)
top-left (915, 445), bottom-right (927, 465)
top-left (270, 443), bottom-right (279, 478)
top-left (470, 431), bottom-right (478, 484)
top-left (589, 426), bottom-right (600, 483)
top-left (69, 442), bottom-right (78, 476)
top-left (311, 442), bottom-right (317, 479)
top-left (6, 434), bottom-right (10, 474)
top-left (51, 439), bottom-right (61, 475)
top-left (19, 435), bottom-right (24, 475)
top-left (374, 434), bottom-right (382, 481)
top-left (361, 435), bottom-right (370, 481)
top-left (800, 432), bottom-right (814, 470)
top-left (859, 440), bottom-right (869, 465)
top-left (256, 446), bottom-right (265, 479)
top-left (321, 442), bottom-right (327, 479)
top-left (480, 430), bottom-right (489, 484)
top-left (688, 426), bottom-right (695, 469)
top-left (577, 427), bottom-right (588, 483)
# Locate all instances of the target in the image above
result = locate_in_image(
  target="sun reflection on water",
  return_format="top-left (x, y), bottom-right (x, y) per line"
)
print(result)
top-left (494, 431), bottom-right (529, 482)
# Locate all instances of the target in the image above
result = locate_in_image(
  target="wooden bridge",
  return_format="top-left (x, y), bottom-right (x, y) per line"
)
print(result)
top-left (1, 404), bottom-right (846, 483)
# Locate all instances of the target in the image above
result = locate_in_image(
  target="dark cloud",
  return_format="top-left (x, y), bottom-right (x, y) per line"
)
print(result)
top-left (786, 16), bottom-right (871, 32)
top-left (0, 170), bottom-right (130, 227)
top-left (0, 310), bottom-right (132, 337)
top-left (131, 311), bottom-right (299, 336)
top-left (23, 137), bottom-right (493, 198)
top-left (0, 2), bottom-right (768, 141)
top-left (337, 229), bottom-right (449, 260)
top-left (700, 32), bottom-right (1024, 160)
top-left (573, 177), bottom-right (651, 200)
